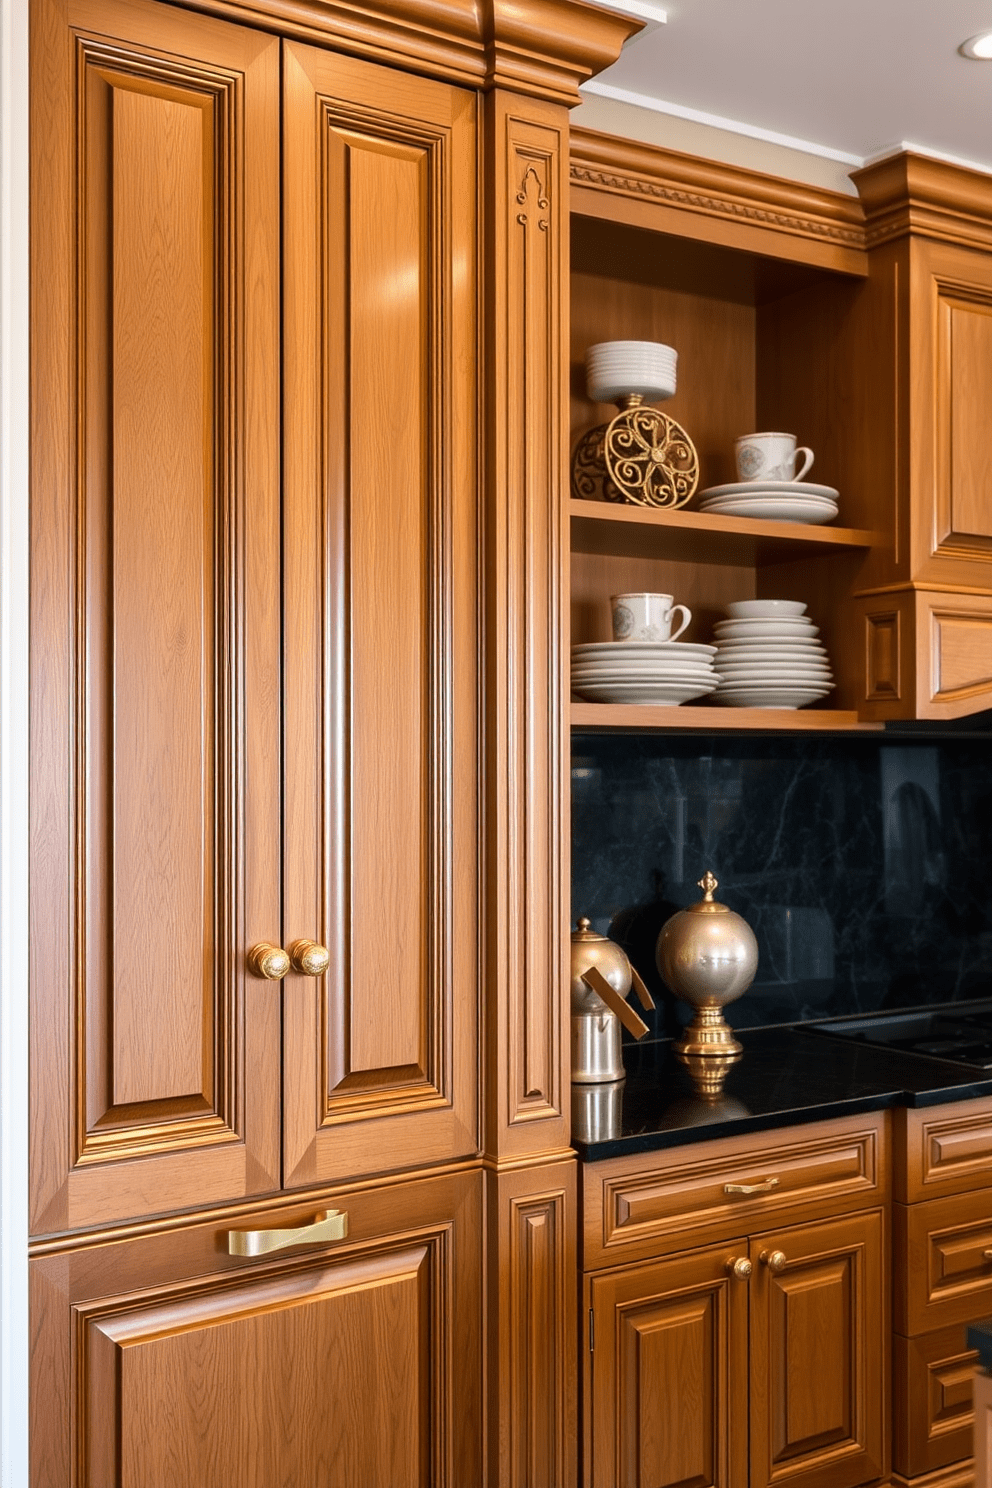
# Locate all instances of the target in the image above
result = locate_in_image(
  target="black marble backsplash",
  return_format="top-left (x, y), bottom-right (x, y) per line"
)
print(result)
top-left (572, 732), bottom-right (992, 1036)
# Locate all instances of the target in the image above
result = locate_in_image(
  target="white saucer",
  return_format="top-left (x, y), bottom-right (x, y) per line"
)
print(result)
top-left (714, 646), bottom-right (829, 663)
top-left (699, 497), bottom-right (838, 525)
top-left (572, 667), bottom-right (719, 684)
top-left (572, 640), bottom-right (717, 660)
top-left (573, 679), bottom-right (718, 705)
top-left (700, 481), bottom-right (839, 501)
top-left (711, 685), bottom-right (832, 708)
top-left (714, 620), bottom-right (819, 639)
top-left (715, 668), bottom-right (832, 683)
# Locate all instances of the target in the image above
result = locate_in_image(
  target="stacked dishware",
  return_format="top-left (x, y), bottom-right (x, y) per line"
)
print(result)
top-left (572, 590), bottom-right (721, 706)
top-left (696, 431), bottom-right (839, 524)
top-left (585, 340), bottom-right (677, 406)
top-left (708, 600), bottom-right (834, 709)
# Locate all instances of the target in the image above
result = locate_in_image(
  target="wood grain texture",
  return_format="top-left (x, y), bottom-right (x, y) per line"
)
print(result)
top-left (281, 42), bottom-right (479, 1186)
top-left (482, 91), bottom-right (570, 1158)
top-left (748, 1209), bottom-right (886, 1488)
top-left (570, 704), bottom-right (877, 733)
top-left (570, 128), bottom-right (868, 274)
top-left (30, 0), bottom-right (281, 1235)
top-left (895, 1101), bottom-right (992, 1205)
top-left (894, 1326), bottom-right (978, 1477)
top-left (854, 150), bottom-right (992, 253)
top-left (487, 1160), bottom-right (577, 1488)
top-left (895, 1192), bottom-right (992, 1337)
top-left (974, 1370), bottom-right (992, 1488)
top-left (586, 1240), bottom-right (749, 1488)
top-left (581, 1114), bottom-right (888, 1273)
top-left (31, 1168), bottom-right (483, 1488)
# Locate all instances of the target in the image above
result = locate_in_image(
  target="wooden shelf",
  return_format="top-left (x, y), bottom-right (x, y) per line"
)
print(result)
top-left (570, 498), bottom-right (879, 566)
top-left (571, 702), bottom-right (883, 732)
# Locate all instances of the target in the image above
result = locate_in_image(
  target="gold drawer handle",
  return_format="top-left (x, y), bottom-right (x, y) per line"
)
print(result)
top-left (760, 1248), bottom-right (788, 1274)
top-left (726, 1256), bottom-right (752, 1282)
top-left (226, 1209), bottom-right (348, 1258)
top-left (724, 1177), bottom-right (779, 1196)
top-left (983, 1250), bottom-right (992, 1262)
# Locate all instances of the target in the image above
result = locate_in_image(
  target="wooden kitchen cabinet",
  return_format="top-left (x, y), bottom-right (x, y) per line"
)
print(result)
top-left (31, 1167), bottom-right (484, 1487)
top-left (584, 1210), bottom-right (886, 1488)
top-left (582, 1116), bottom-right (889, 1488)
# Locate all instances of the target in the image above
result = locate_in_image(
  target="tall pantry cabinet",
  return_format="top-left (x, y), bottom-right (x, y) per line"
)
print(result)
top-left (28, 0), bottom-right (635, 1484)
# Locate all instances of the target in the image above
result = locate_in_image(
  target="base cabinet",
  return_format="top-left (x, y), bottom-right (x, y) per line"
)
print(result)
top-left (31, 1170), bottom-right (483, 1488)
top-left (585, 1211), bottom-right (886, 1488)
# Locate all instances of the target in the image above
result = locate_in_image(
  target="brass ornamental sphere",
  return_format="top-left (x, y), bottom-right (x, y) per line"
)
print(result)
top-left (656, 871), bottom-right (758, 1012)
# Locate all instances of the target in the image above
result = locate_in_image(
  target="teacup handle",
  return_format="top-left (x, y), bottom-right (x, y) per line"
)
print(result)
top-left (668, 605), bottom-right (691, 642)
top-left (793, 446), bottom-right (814, 482)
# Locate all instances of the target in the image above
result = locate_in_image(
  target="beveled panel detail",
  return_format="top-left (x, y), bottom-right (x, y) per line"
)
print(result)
top-left (72, 40), bottom-right (242, 1164)
top-left (866, 610), bottom-right (901, 701)
top-left (483, 96), bottom-right (570, 1156)
top-left (30, 0), bottom-right (281, 1230)
top-left (893, 1326), bottom-right (977, 1477)
top-left (281, 43), bottom-right (478, 1184)
top-left (74, 1238), bottom-right (448, 1486)
top-left (934, 285), bottom-right (992, 560)
top-left (930, 605), bottom-right (992, 701)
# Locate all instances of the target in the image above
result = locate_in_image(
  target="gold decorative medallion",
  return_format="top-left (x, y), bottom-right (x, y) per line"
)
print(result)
top-left (571, 394), bottom-right (699, 509)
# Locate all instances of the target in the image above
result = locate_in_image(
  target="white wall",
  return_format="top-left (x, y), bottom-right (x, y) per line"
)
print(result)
top-left (1, 0), bottom-right (31, 1476)
top-left (573, 91), bottom-right (860, 195)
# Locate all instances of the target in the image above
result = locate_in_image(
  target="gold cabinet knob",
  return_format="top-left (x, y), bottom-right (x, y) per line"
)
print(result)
top-left (288, 939), bottom-right (330, 977)
top-left (247, 942), bottom-right (290, 980)
top-left (726, 1256), bottom-right (752, 1282)
top-left (760, 1249), bottom-right (788, 1275)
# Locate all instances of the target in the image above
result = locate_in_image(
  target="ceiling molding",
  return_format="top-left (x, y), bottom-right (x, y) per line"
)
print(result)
top-left (854, 151), bottom-right (992, 252)
top-left (580, 79), bottom-right (864, 167)
top-left (570, 126), bottom-right (867, 268)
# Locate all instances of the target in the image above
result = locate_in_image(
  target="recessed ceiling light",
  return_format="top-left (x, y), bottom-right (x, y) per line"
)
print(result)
top-left (960, 30), bottom-right (992, 58)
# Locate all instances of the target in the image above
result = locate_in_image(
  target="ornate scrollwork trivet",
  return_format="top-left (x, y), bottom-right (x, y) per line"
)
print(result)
top-left (571, 394), bottom-right (699, 510)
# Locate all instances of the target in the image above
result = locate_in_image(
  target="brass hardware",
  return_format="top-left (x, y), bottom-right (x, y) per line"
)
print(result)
top-left (288, 939), bottom-right (330, 977)
top-left (581, 964), bottom-right (651, 1040)
top-left (726, 1256), bottom-right (752, 1282)
top-left (247, 942), bottom-right (290, 980)
top-left (226, 1209), bottom-right (348, 1258)
top-left (571, 396), bottom-right (699, 510)
top-left (983, 1249), bottom-right (992, 1262)
top-left (760, 1249), bottom-right (788, 1274)
top-left (724, 1177), bottom-right (780, 1196)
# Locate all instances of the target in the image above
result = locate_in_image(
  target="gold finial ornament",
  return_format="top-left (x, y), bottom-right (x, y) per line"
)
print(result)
top-left (655, 869), bottom-right (758, 1083)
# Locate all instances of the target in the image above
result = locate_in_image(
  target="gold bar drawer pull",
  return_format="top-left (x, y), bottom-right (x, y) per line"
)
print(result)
top-left (724, 1177), bottom-right (779, 1196)
top-left (226, 1209), bottom-right (348, 1258)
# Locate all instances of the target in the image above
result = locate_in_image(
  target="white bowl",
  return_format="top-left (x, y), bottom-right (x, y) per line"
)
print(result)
top-left (587, 372), bottom-right (677, 405)
top-left (586, 341), bottom-right (678, 406)
top-left (724, 600), bottom-right (808, 619)
top-left (586, 340), bottom-right (677, 361)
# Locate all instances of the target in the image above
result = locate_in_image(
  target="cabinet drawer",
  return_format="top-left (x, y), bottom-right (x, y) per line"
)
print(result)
top-left (893, 1325), bottom-right (977, 1477)
top-left (895, 1189), bottom-right (992, 1334)
top-left (895, 1099), bottom-right (992, 1203)
top-left (581, 1114), bottom-right (887, 1271)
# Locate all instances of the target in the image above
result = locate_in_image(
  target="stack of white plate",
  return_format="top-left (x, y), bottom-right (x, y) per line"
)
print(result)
top-left (571, 639), bottom-right (720, 706)
top-left (585, 340), bottom-right (677, 406)
top-left (709, 601), bottom-right (835, 709)
top-left (697, 480), bottom-right (839, 525)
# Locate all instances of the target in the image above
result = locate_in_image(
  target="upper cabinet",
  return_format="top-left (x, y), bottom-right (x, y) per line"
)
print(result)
top-left (567, 133), bottom-right (992, 729)
top-left (29, 0), bottom-right (481, 1234)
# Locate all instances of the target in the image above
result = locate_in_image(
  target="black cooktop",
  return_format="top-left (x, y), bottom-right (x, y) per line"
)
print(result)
top-left (808, 1001), bottom-right (992, 1070)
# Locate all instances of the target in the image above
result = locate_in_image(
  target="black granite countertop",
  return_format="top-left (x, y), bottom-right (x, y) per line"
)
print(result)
top-left (572, 1025), bottom-right (992, 1162)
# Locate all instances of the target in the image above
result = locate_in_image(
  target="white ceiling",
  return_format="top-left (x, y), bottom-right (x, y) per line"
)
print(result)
top-left (586, 0), bottom-right (992, 175)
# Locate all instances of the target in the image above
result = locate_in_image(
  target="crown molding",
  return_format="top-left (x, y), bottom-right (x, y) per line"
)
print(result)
top-left (853, 151), bottom-right (992, 253)
top-left (569, 126), bottom-right (867, 268)
top-left (177, 0), bottom-right (638, 102)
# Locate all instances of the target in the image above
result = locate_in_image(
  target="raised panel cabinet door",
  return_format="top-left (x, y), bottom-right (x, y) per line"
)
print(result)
top-left (281, 42), bottom-right (479, 1186)
top-left (30, 0), bottom-right (282, 1233)
top-left (31, 1169), bottom-right (483, 1488)
top-left (748, 1209), bottom-right (886, 1488)
top-left (586, 1241), bottom-right (749, 1488)
top-left (911, 237), bottom-right (992, 585)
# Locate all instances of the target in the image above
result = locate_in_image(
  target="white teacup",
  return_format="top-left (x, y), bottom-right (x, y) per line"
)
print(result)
top-left (611, 592), bottom-right (691, 643)
top-left (735, 432), bottom-right (814, 484)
